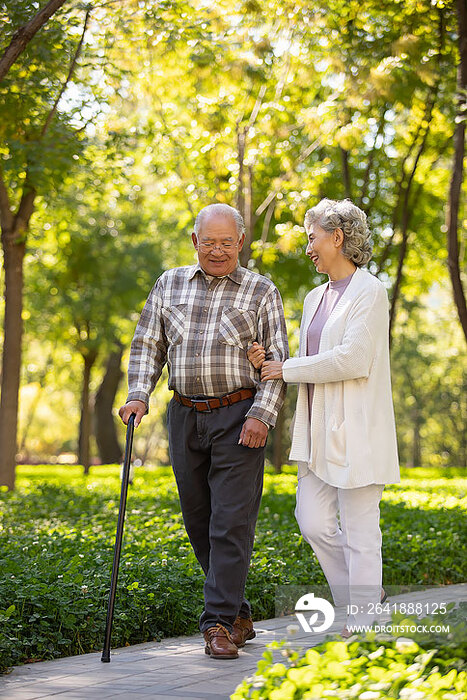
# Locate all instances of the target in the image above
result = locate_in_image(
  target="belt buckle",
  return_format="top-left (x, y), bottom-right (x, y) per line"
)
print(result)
top-left (191, 398), bottom-right (211, 413)
top-left (223, 392), bottom-right (234, 406)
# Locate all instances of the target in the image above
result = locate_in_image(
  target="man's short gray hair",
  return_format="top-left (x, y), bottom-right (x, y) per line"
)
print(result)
top-left (304, 198), bottom-right (373, 267)
top-left (194, 204), bottom-right (245, 239)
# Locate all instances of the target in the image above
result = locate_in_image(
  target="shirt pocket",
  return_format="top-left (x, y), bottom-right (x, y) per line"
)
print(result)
top-left (161, 304), bottom-right (187, 346)
top-left (218, 307), bottom-right (256, 348)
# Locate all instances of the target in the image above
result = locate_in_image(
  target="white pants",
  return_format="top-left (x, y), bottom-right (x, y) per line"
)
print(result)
top-left (295, 469), bottom-right (384, 628)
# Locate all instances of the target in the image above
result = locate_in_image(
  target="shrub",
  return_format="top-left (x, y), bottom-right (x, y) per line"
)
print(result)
top-left (231, 606), bottom-right (467, 699)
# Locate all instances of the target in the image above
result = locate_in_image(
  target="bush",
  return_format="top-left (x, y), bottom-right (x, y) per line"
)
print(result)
top-left (231, 606), bottom-right (467, 699)
top-left (0, 465), bottom-right (465, 673)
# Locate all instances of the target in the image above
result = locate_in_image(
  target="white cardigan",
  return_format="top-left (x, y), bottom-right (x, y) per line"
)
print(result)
top-left (283, 267), bottom-right (400, 488)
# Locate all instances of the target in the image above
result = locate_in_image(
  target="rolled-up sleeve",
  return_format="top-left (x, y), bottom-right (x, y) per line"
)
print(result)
top-left (246, 286), bottom-right (289, 428)
top-left (126, 279), bottom-right (167, 408)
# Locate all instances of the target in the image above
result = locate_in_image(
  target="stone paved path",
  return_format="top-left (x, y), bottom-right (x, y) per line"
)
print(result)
top-left (1, 584), bottom-right (465, 700)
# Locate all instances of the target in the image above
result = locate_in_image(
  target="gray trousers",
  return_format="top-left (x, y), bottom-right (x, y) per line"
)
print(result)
top-left (167, 396), bottom-right (265, 633)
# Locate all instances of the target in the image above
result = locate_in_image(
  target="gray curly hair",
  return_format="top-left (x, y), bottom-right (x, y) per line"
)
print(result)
top-left (304, 198), bottom-right (373, 267)
top-left (194, 203), bottom-right (245, 239)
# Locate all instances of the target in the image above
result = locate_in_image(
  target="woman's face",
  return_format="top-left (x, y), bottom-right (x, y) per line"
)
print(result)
top-left (305, 222), bottom-right (340, 274)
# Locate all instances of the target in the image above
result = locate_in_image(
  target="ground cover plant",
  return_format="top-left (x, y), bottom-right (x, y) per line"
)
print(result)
top-left (230, 605), bottom-right (467, 699)
top-left (0, 465), bottom-right (465, 673)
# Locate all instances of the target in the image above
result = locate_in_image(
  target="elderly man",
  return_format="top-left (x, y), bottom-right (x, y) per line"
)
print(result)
top-left (119, 203), bottom-right (288, 659)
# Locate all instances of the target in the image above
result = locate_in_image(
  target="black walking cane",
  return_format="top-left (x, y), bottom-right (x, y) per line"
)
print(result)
top-left (101, 413), bottom-right (135, 663)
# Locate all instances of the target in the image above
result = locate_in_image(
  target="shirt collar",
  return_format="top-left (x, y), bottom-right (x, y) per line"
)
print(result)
top-left (189, 262), bottom-right (243, 285)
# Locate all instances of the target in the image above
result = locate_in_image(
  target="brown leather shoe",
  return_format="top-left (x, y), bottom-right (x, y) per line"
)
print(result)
top-left (203, 624), bottom-right (238, 659)
top-left (231, 616), bottom-right (256, 648)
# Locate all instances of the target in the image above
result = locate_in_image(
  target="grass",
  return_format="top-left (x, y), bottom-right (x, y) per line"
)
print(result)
top-left (0, 464), bottom-right (465, 673)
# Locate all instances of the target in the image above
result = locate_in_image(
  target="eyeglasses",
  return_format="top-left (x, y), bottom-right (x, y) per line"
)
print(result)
top-left (197, 242), bottom-right (239, 252)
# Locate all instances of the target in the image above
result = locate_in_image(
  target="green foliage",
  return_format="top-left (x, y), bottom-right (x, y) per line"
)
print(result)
top-left (391, 293), bottom-right (467, 468)
top-left (2, 0), bottom-right (465, 469)
top-left (231, 610), bottom-right (467, 699)
top-left (110, 0), bottom-right (460, 299)
top-left (0, 465), bottom-right (201, 672)
top-left (25, 147), bottom-right (164, 356)
top-left (1, 2), bottom-right (106, 201)
top-left (0, 465), bottom-right (465, 673)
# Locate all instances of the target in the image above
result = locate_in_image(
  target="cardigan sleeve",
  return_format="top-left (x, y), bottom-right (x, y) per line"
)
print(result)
top-left (282, 282), bottom-right (388, 384)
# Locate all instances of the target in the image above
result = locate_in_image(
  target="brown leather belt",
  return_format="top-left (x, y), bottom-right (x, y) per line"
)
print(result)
top-left (173, 388), bottom-right (255, 412)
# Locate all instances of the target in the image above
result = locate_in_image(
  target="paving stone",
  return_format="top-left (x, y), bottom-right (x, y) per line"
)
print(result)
top-left (3, 693), bottom-right (60, 700)
top-left (112, 695), bottom-right (195, 700)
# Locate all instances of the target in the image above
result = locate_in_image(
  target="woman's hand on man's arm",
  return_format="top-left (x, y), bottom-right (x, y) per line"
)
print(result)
top-left (247, 342), bottom-right (284, 380)
top-left (261, 361), bottom-right (284, 381)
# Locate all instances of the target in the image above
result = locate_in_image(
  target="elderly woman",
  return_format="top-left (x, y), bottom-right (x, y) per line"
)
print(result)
top-left (249, 198), bottom-right (400, 633)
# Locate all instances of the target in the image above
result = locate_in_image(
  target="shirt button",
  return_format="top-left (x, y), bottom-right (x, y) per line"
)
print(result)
top-left (196, 377), bottom-right (200, 381)
top-left (195, 353), bottom-right (200, 357)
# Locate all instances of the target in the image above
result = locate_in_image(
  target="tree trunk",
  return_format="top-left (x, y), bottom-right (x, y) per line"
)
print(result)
top-left (388, 98), bottom-right (434, 341)
top-left (0, 0), bottom-right (68, 81)
top-left (236, 125), bottom-right (246, 222)
top-left (240, 164), bottom-right (254, 265)
top-left (272, 407), bottom-right (285, 473)
top-left (261, 199), bottom-right (276, 243)
top-left (377, 92), bottom-right (436, 277)
top-left (0, 3), bottom-right (87, 487)
top-left (94, 346), bottom-right (123, 464)
top-left (462, 411), bottom-right (467, 469)
top-left (78, 350), bottom-right (97, 474)
top-left (0, 228), bottom-right (26, 490)
top-left (340, 146), bottom-right (352, 199)
top-left (411, 407), bottom-right (422, 468)
top-left (446, 0), bottom-right (467, 342)
top-left (389, 226), bottom-right (409, 345)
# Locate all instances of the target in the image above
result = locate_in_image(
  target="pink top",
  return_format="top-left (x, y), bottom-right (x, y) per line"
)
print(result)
top-left (307, 271), bottom-right (355, 416)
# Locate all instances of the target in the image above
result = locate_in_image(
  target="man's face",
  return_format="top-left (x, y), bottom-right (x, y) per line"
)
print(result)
top-left (192, 213), bottom-right (245, 277)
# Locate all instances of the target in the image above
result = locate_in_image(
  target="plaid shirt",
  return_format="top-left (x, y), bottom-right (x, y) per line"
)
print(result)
top-left (126, 263), bottom-right (288, 427)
